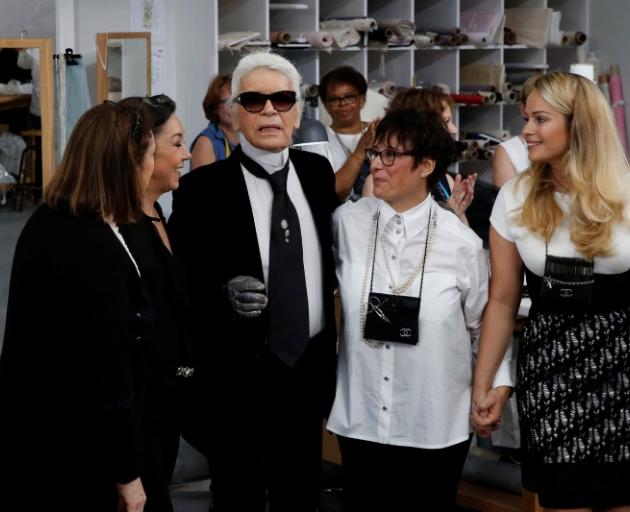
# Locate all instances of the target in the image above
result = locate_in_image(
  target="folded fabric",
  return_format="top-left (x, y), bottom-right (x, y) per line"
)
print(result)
top-left (218, 31), bottom-right (270, 49)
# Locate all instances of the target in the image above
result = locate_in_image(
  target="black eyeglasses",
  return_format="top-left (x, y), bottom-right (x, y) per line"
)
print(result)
top-left (103, 99), bottom-right (143, 143)
top-left (233, 90), bottom-right (297, 113)
top-left (366, 147), bottom-right (415, 167)
top-left (326, 93), bottom-right (359, 107)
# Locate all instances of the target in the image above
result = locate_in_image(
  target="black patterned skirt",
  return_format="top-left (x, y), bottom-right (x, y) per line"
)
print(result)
top-left (517, 307), bottom-right (630, 508)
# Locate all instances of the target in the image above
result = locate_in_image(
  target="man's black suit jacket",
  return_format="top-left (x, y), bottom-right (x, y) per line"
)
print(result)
top-left (168, 147), bottom-right (339, 427)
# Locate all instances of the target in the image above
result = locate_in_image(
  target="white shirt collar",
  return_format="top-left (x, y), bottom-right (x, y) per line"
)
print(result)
top-left (377, 194), bottom-right (433, 240)
top-left (239, 133), bottom-right (289, 174)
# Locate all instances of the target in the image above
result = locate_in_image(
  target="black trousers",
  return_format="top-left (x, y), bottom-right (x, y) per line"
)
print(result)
top-left (205, 337), bottom-right (328, 512)
top-left (338, 434), bottom-right (472, 512)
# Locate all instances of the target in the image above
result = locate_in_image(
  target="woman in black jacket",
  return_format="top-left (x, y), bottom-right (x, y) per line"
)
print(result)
top-left (118, 95), bottom-right (195, 512)
top-left (0, 101), bottom-right (155, 511)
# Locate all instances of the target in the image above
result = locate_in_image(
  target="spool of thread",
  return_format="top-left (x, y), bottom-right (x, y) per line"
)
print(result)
top-left (562, 31), bottom-right (587, 47)
top-left (270, 31), bottom-right (292, 44)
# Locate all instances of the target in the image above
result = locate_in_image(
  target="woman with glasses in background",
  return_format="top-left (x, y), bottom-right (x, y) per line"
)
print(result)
top-left (118, 94), bottom-right (194, 512)
top-left (0, 101), bottom-right (155, 511)
top-left (319, 65), bottom-right (378, 201)
top-left (190, 74), bottom-right (238, 170)
top-left (327, 108), bottom-right (512, 512)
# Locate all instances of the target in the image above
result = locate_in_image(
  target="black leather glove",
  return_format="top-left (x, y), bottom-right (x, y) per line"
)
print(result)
top-left (224, 275), bottom-right (268, 319)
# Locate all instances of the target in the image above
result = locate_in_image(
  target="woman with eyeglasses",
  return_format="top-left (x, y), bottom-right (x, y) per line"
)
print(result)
top-left (0, 102), bottom-right (155, 511)
top-left (118, 94), bottom-right (194, 512)
top-left (326, 108), bottom-right (512, 512)
top-left (363, 88), bottom-right (477, 225)
top-left (318, 65), bottom-right (378, 201)
top-left (189, 74), bottom-right (238, 170)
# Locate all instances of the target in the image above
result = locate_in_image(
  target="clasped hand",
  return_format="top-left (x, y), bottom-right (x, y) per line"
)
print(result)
top-left (470, 386), bottom-right (512, 438)
top-left (225, 275), bottom-right (268, 319)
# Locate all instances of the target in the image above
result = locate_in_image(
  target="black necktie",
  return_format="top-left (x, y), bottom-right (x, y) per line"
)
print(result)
top-left (239, 147), bottom-right (310, 367)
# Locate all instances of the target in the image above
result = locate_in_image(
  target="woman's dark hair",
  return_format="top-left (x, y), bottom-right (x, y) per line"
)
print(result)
top-left (374, 109), bottom-right (458, 190)
top-left (202, 74), bottom-right (231, 123)
top-left (118, 94), bottom-right (176, 136)
top-left (44, 101), bottom-right (153, 224)
top-left (319, 65), bottom-right (368, 102)
top-left (389, 87), bottom-right (454, 113)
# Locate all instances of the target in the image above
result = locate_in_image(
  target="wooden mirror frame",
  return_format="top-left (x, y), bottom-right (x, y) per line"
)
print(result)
top-left (96, 32), bottom-right (151, 104)
top-left (0, 38), bottom-right (54, 190)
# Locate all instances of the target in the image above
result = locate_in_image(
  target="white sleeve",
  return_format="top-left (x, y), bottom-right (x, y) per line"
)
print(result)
top-left (462, 240), bottom-right (488, 350)
top-left (489, 183), bottom-right (515, 242)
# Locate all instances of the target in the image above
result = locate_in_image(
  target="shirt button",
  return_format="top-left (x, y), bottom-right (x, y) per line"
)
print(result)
top-left (385, 344), bottom-right (391, 349)
top-left (395, 229), bottom-right (401, 235)
top-left (382, 406), bottom-right (388, 411)
top-left (384, 376), bottom-right (389, 381)
top-left (396, 218), bottom-right (401, 225)
top-left (391, 255), bottom-right (397, 260)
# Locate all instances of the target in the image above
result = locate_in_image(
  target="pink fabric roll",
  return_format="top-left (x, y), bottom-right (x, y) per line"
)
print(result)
top-left (609, 66), bottom-right (628, 154)
top-left (301, 31), bottom-right (333, 48)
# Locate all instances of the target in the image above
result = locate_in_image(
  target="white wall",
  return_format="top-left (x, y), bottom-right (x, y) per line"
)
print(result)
top-left (0, 0), bottom-right (56, 40)
top-left (69, 0), bottom-right (215, 215)
top-left (589, 0), bottom-right (630, 148)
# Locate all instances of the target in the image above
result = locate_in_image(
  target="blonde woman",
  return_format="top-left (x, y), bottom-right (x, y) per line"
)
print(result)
top-left (472, 72), bottom-right (630, 511)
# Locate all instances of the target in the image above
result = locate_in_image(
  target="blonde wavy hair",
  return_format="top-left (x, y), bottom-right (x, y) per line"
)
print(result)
top-left (517, 72), bottom-right (630, 259)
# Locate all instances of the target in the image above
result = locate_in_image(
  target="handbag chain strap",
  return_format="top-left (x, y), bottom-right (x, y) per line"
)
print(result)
top-left (359, 203), bottom-right (437, 348)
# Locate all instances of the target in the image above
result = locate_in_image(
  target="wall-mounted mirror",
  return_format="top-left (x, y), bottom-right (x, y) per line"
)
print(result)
top-left (0, 38), bottom-right (54, 192)
top-left (96, 32), bottom-right (151, 103)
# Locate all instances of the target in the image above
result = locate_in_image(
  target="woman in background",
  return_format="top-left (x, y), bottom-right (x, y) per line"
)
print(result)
top-left (119, 94), bottom-right (194, 512)
top-left (190, 73), bottom-right (238, 170)
top-left (473, 71), bottom-right (630, 511)
top-left (0, 101), bottom-right (155, 511)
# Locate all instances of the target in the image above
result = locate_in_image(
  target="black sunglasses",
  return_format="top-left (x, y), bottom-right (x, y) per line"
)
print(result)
top-left (103, 99), bottom-right (143, 143)
top-left (233, 90), bottom-right (297, 113)
top-left (142, 94), bottom-right (171, 108)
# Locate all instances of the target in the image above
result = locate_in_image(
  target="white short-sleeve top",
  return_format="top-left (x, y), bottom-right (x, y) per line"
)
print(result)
top-left (490, 175), bottom-right (630, 276)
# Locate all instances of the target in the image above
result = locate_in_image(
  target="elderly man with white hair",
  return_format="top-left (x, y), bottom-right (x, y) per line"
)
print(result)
top-left (169, 52), bottom-right (339, 512)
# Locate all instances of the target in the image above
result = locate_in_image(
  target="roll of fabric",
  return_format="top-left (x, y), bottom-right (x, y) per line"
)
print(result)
top-left (598, 74), bottom-right (611, 105)
top-left (369, 80), bottom-right (397, 98)
top-left (325, 28), bottom-right (361, 48)
top-left (414, 33), bottom-right (438, 48)
top-left (561, 31), bottom-right (587, 46)
top-left (369, 27), bottom-right (395, 42)
top-left (320, 18), bottom-right (377, 33)
top-left (451, 93), bottom-right (488, 105)
top-left (460, 85), bottom-right (497, 93)
top-left (437, 33), bottom-right (459, 46)
top-left (301, 31), bottom-right (333, 48)
top-left (418, 26), bottom-right (462, 36)
top-left (467, 34), bottom-right (489, 46)
top-left (376, 19), bottom-right (416, 38)
top-left (504, 27), bottom-right (517, 45)
top-left (456, 33), bottom-right (470, 45)
top-left (301, 83), bottom-right (319, 99)
top-left (502, 90), bottom-right (518, 103)
top-left (270, 31), bottom-right (292, 44)
top-left (609, 65), bottom-right (628, 154)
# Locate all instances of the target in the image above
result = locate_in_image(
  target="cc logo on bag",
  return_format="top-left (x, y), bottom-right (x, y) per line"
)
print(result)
top-left (399, 328), bottom-right (412, 338)
top-left (560, 288), bottom-right (574, 298)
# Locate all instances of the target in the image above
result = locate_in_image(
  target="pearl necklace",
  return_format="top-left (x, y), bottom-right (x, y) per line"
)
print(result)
top-left (380, 210), bottom-right (437, 295)
top-left (359, 206), bottom-right (438, 348)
